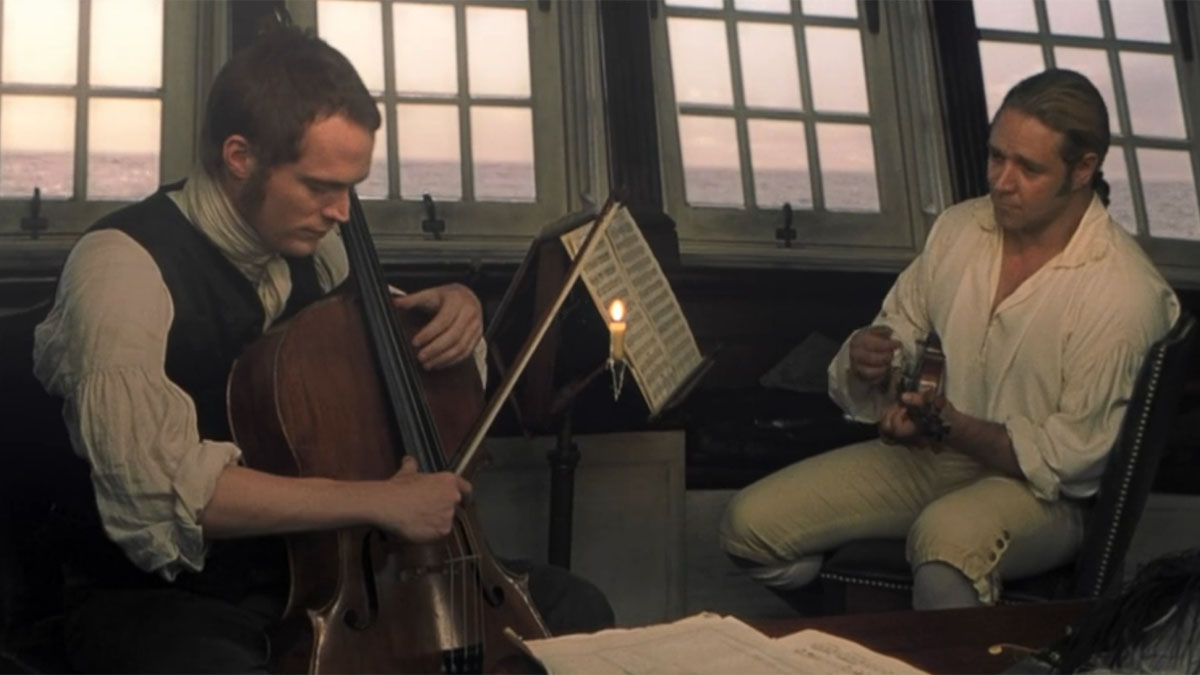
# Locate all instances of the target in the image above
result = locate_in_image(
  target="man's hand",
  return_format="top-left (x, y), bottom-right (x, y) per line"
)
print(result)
top-left (392, 283), bottom-right (483, 370)
top-left (848, 325), bottom-right (902, 385)
top-left (371, 456), bottom-right (473, 542)
top-left (878, 402), bottom-right (924, 446)
top-left (879, 389), bottom-right (954, 448)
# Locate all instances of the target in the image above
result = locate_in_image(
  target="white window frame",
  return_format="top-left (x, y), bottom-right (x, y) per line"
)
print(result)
top-left (975, 0), bottom-right (1200, 284)
top-left (295, 0), bottom-right (600, 264)
top-left (651, 0), bottom-right (950, 270)
top-left (0, 0), bottom-right (201, 273)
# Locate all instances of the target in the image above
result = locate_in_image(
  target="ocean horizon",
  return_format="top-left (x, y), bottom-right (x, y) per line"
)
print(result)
top-left (3, 151), bottom-right (1197, 241)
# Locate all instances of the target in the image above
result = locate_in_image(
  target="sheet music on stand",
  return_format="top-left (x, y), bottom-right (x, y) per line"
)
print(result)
top-left (559, 206), bottom-right (704, 417)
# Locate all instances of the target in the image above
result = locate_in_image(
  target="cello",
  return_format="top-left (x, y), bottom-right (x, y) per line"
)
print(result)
top-left (227, 191), bottom-right (564, 673)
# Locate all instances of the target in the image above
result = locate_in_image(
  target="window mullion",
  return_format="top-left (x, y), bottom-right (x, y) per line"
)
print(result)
top-left (456, 1), bottom-right (474, 202)
top-left (1096, 0), bottom-right (1148, 236)
top-left (380, 0), bottom-right (400, 200)
top-left (75, 0), bottom-right (92, 201)
top-left (791, 14), bottom-right (823, 211)
top-left (724, 6), bottom-right (753, 210)
top-left (1033, 0), bottom-right (1053, 67)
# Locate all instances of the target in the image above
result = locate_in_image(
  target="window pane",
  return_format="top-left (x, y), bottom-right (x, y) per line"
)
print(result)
top-left (2, 0), bottom-right (77, 85)
top-left (806, 27), bottom-right (868, 114)
top-left (471, 106), bottom-right (534, 202)
top-left (1138, 149), bottom-right (1200, 240)
top-left (0, 95), bottom-right (74, 198)
top-left (467, 7), bottom-right (530, 98)
top-left (666, 0), bottom-right (723, 8)
top-left (678, 115), bottom-right (742, 207)
top-left (88, 98), bottom-right (160, 200)
top-left (979, 42), bottom-right (1044, 120)
top-left (1110, 0), bottom-right (1170, 43)
top-left (1121, 52), bottom-right (1185, 139)
top-left (397, 103), bottom-right (461, 200)
top-left (800, 0), bottom-right (857, 18)
top-left (735, 0), bottom-right (791, 13)
top-left (1045, 0), bottom-right (1102, 37)
top-left (738, 23), bottom-right (801, 110)
top-left (749, 119), bottom-right (810, 208)
top-left (1053, 48), bottom-right (1118, 134)
top-left (972, 0), bottom-right (1036, 32)
top-left (1102, 149), bottom-right (1135, 234)
top-left (391, 3), bottom-right (456, 97)
top-left (668, 18), bottom-right (734, 106)
top-left (91, 0), bottom-right (162, 88)
top-left (816, 123), bottom-right (878, 211)
top-left (318, 0), bottom-right (385, 94)
top-left (359, 102), bottom-right (388, 200)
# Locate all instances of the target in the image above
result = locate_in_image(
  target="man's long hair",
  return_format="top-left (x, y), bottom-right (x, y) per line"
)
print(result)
top-left (997, 69), bottom-right (1112, 205)
top-left (199, 26), bottom-right (381, 177)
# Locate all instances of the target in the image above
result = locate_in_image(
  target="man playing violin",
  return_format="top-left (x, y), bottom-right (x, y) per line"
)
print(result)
top-left (720, 69), bottom-right (1180, 610)
top-left (34, 26), bottom-right (611, 673)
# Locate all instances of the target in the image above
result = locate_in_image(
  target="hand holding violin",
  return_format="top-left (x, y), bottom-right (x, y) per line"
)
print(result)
top-left (879, 389), bottom-right (955, 448)
top-left (848, 325), bottom-right (903, 385)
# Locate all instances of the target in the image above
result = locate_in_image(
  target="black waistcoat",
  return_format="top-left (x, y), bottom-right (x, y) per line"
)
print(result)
top-left (71, 182), bottom-right (324, 600)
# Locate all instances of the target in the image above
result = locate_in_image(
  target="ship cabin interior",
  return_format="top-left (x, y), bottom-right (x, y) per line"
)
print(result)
top-left (3, 0), bottom-right (1200, 672)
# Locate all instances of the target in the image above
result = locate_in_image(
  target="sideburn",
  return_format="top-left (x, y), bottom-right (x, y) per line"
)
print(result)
top-left (234, 165), bottom-right (269, 225)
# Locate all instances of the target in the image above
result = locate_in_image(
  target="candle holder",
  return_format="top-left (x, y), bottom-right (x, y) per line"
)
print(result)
top-left (607, 355), bottom-right (627, 401)
top-left (607, 298), bottom-right (628, 401)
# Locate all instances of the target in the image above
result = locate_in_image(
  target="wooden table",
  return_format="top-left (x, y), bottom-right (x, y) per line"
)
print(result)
top-left (752, 601), bottom-right (1092, 674)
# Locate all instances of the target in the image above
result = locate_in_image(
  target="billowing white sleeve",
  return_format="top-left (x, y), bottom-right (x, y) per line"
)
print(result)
top-left (1006, 287), bottom-right (1178, 499)
top-left (33, 230), bottom-right (241, 579)
top-left (828, 228), bottom-right (936, 423)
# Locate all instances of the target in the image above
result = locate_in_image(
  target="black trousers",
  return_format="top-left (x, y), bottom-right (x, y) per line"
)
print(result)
top-left (64, 559), bottom-right (614, 673)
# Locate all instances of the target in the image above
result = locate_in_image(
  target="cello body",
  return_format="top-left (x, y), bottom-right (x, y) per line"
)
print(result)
top-left (228, 290), bottom-right (548, 673)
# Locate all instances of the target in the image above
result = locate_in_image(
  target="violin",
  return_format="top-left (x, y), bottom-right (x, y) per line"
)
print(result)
top-left (900, 332), bottom-right (950, 442)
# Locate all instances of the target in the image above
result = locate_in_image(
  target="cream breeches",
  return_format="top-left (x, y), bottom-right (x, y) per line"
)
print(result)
top-left (719, 439), bottom-right (1086, 603)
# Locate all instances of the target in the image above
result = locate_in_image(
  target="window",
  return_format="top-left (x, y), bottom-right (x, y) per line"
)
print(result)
top-left (310, 0), bottom-right (579, 251)
top-left (0, 0), bottom-right (199, 253)
top-left (973, 0), bottom-right (1200, 271)
top-left (652, 0), bottom-right (943, 262)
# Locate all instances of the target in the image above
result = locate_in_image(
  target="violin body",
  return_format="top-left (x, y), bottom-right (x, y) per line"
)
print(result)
top-left (900, 332), bottom-right (950, 441)
top-left (903, 332), bottom-right (945, 398)
top-left (228, 291), bottom-right (548, 673)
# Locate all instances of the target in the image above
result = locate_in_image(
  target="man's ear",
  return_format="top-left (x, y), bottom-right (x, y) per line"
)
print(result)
top-left (1074, 152), bottom-right (1100, 191)
top-left (222, 134), bottom-right (256, 181)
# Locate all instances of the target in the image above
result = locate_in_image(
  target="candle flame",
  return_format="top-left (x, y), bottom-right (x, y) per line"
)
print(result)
top-left (609, 299), bottom-right (626, 322)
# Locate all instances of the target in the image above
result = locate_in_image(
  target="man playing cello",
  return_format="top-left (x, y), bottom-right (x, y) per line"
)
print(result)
top-left (34, 26), bottom-right (612, 673)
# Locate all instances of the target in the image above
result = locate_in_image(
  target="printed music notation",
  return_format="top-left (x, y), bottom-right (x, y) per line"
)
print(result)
top-left (560, 206), bottom-right (702, 415)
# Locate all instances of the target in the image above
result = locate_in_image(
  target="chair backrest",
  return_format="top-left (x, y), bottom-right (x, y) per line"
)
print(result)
top-left (1069, 310), bottom-right (1198, 598)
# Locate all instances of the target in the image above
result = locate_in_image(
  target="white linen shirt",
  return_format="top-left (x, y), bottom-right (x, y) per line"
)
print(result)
top-left (33, 168), bottom-right (349, 579)
top-left (829, 194), bottom-right (1179, 501)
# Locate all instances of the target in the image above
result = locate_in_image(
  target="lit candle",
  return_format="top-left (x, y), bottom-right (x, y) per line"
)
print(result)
top-left (608, 299), bottom-right (627, 362)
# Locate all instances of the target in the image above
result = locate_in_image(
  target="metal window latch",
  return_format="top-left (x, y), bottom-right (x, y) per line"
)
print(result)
top-left (421, 193), bottom-right (445, 240)
top-left (775, 202), bottom-right (796, 248)
top-left (21, 187), bottom-right (48, 240)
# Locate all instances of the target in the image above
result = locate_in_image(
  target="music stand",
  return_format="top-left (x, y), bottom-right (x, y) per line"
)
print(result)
top-left (484, 209), bottom-right (714, 568)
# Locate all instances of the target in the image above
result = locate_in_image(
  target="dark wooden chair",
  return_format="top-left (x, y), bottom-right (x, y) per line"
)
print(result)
top-left (818, 311), bottom-right (1198, 614)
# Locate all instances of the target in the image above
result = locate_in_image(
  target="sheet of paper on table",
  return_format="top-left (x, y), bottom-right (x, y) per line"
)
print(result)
top-left (519, 612), bottom-right (926, 674)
